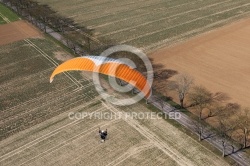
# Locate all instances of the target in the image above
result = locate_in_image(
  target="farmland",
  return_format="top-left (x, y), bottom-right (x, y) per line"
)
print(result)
top-left (0, 4), bottom-right (233, 165)
top-left (36, 0), bottom-right (250, 50)
top-left (0, 38), bottom-right (97, 140)
top-left (0, 36), bottom-right (231, 166)
top-left (149, 17), bottom-right (250, 109)
top-left (0, 3), bottom-right (19, 24)
top-left (0, 20), bottom-right (42, 45)
top-left (0, 96), bottom-right (231, 166)
top-left (0, 29), bottom-right (234, 165)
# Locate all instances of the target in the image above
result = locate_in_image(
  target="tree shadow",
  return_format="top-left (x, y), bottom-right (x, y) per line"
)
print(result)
top-left (150, 58), bottom-right (178, 94)
top-left (213, 92), bottom-right (231, 102)
top-left (187, 92), bottom-right (231, 109)
top-left (201, 133), bottom-right (217, 140)
top-left (226, 145), bottom-right (250, 156)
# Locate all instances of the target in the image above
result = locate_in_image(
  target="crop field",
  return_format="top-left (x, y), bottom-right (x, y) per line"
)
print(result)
top-left (0, 7), bottom-right (232, 165)
top-left (36, 0), bottom-right (250, 50)
top-left (0, 37), bottom-right (97, 140)
top-left (0, 98), bottom-right (231, 166)
top-left (0, 36), bottom-right (231, 165)
top-left (0, 3), bottom-right (19, 24)
top-left (0, 14), bottom-right (4, 24)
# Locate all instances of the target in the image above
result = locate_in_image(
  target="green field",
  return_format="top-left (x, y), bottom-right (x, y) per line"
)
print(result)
top-left (0, 3), bottom-right (19, 24)
top-left (0, 17), bottom-right (4, 24)
top-left (36, 0), bottom-right (250, 50)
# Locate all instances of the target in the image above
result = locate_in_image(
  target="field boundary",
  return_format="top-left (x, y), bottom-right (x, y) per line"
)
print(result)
top-left (144, 11), bottom-right (250, 52)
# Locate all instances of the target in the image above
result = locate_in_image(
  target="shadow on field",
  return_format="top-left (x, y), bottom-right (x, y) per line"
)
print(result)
top-left (150, 58), bottom-right (178, 95)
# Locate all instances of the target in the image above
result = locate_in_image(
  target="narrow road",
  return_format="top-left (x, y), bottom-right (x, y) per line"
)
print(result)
top-left (151, 98), bottom-right (250, 166)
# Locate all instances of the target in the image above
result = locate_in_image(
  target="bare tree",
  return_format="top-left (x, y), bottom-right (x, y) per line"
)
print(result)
top-left (49, 15), bottom-right (77, 34)
top-left (217, 118), bottom-right (237, 157)
top-left (216, 103), bottom-right (240, 157)
top-left (64, 31), bottom-right (84, 54)
top-left (21, 0), bottom-right (39, 20)
top-left (218, 120), bottom-right (230, 157)
top-left (8, 0), bottom-right (20, 13)
top-left (168, 73), bottom-right (193, 108)
top-left (30, 4), bottom-right (55, 32)
top-left (192, 120), bottom-right (205, 141)
top-left (188, 85), bottom-right (213, 120)
top-left (235, 108), bottom-right (250, 148)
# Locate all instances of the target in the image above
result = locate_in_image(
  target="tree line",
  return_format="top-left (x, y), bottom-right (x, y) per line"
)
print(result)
top-left (1, 0), bottom-right (103, 54)
top-left (168, 73), bottom-right (250, 157)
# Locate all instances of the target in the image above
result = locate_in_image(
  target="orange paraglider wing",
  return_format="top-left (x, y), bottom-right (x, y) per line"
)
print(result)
top-left (50, 56), bottom-right (151, 98)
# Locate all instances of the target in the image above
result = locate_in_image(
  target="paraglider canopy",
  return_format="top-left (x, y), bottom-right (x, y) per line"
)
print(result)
top-left (50, 56), bottom-right (152, 98)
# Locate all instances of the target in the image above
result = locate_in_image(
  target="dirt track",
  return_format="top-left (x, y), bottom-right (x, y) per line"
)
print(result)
top-left (150, 18), bottom-right (250, 108)
top-left (0, 20), bottom-right (41, 45)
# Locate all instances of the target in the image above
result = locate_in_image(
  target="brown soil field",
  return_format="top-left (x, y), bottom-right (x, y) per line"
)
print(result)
top-left (0, 20), bottom-right (42, 45)
top-left (150, 18), bottom-right (250, 108)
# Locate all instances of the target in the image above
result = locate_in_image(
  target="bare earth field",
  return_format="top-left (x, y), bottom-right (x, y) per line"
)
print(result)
top-left (0, 20), bottom-right (42, 45)
top-left (150, 18), bottom-right (250, 108)
top-left (36, 0), bottom-right (250, 50)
